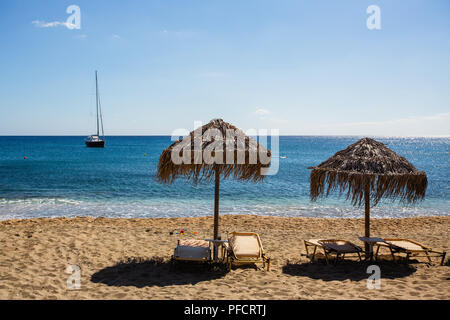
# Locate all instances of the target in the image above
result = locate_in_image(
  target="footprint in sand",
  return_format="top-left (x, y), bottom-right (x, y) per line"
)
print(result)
top-left (408, 290), bottom-right (421, 297)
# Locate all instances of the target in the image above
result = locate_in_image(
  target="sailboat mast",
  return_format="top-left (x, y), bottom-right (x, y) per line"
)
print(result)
top-left (99, 95), bottom-right (105, 139)
top-left (95, 70), bottom-right (99, 136)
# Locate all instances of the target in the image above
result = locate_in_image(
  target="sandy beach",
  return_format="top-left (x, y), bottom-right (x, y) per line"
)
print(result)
top-left (0, 214), bottom-right (448, 300)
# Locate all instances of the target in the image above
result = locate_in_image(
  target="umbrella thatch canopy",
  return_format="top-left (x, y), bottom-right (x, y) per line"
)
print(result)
top-left (157, 119), bottom-right (271, 245)
top-left (309, 137), bottom-right (427, 255)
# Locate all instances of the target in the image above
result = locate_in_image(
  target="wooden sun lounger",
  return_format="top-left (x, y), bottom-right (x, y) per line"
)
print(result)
top-left (303, 239), bottom-right (327, 262)
top-left (226, 232), bottom-right (270, 271)
top-left (172, 239), bottom-right (212, 263)
top-left (373, 238), bottom-right (447, 265)
top-left (304, 239), bottom-right (362, 264)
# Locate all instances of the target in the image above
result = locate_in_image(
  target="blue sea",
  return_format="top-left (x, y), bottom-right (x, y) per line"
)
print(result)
top-left (0, 136), bottom-right (448, 220)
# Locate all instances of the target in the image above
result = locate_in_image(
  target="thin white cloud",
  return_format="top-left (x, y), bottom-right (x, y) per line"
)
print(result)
top-left (74, 34), bottom-right (87, 39)
top-left (156, 29), bottom-right (199, 39)
top-left (298, 112), bottom-right (450, 137)
top-left (32, 20), bottom-right (76, 29)
top-left (111, 34), bottom-right (121, 39)
top-left (339, 112), bottom-right (449, 129)
top-left (197, 72), bottom-right (227, 78)
top-left (254, 108), bottom-right (270, 117)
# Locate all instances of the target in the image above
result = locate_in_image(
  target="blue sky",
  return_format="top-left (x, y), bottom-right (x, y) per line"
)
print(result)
top-left (0, 0), bottom-right (449, 136)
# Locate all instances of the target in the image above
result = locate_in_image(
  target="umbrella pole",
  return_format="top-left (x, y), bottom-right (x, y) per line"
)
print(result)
top-left (364, 182), bottom-right (371, 258)
top-left (213, 168), bottom-right (220, 260)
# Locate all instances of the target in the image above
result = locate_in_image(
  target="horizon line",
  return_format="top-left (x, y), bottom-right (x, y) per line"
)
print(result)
top-left (0, 134), bottom-right (449, 138)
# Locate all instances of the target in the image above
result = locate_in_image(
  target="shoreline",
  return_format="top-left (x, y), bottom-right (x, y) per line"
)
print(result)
top-left (1, 214), bottom-right (449, 299)
top-left (0, 211), bottom-right (450, 224)
top-left (1, 212), bottom-right (449, 222)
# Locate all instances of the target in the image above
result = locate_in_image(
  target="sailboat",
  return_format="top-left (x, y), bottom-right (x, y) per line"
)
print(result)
top-left (85, 70), bottom-right (105, 148)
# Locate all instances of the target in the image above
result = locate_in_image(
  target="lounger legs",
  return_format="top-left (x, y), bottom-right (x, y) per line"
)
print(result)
top-left (262, 257), bottom-right (271, 271)
top-left (425, 251), bottom-right (432, 264)
top-left (334, 253), bottom-right (340, 265)
top-left (304, 242), bottom-right (318, 261)
top-left (375, 245), bottom-right (380, 261)
top-left (312, 246), bottom-right (317, 261)
top-left (324, 250), bottom-right (329, 264)
top-left (389, 247), bottom-right (396, 262)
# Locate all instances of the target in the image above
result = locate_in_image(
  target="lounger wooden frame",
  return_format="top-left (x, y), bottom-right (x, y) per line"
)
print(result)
top-left (226, 232), bottom-right (270, 271)
top-left (304, 239), bottom-right (362, 264)
top-left (373, 238), bottom-right (447, 265)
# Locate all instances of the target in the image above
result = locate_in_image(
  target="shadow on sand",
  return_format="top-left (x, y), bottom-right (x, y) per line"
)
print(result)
top-left (91, 257), bottom-right (227, 288)
top-left (282, 256), bottom-right (417, 281)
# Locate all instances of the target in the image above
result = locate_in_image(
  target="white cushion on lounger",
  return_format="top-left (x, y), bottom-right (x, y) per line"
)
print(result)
top-left (174, 239), bottom-right (210, 260)
top-left (230, 234), bottom-right (260, 258)
top-left (174, 246), bottom-right (210, 260)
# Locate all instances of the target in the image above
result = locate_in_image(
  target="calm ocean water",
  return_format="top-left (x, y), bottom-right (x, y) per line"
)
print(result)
top-left (0, 136), bottom-right (448, 220)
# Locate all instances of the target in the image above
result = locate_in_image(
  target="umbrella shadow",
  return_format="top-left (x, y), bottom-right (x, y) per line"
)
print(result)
top-left (282, 257), bottom-right (417, 281)
top-left (91, 257), bottom-right (227, 288)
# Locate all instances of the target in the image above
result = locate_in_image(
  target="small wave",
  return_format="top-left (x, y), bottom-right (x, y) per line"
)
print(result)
top-left (0, 198), bottom-right (81, 206)
top-left (0, 198), bottom-right (448, 220)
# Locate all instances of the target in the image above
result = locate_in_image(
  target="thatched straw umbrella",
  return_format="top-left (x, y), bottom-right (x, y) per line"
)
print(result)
top-left (157, 119), bottom-right (271, 253)
top-left (309, 137), bottom-right (427, 255)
